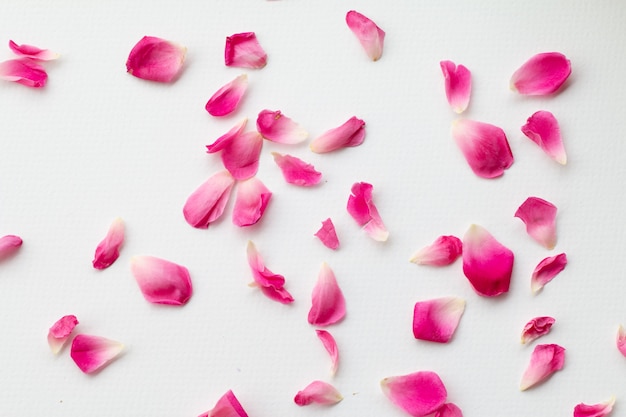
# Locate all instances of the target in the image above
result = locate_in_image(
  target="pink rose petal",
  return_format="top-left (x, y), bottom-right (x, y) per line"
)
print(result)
top-left (574, 397), bottom-right (615, 417)
top-left (199, 390), bottom-right (249, 417)
top-left (207, 119), bottom-right (248, 154)
top-left (294, 381), bottom-right (343, 406)
top-left (347, 181), bottom-right (388, 242)
top-left (521, 316), bottom-right (555, 344)
top-left (452, 119), bottom-right (514, 179)
top-left (381, 371), bottom-right (448, 417)
top-left (531, 253), bottom-right (567, 294)
top-left (409, 235), bottom-right (462, 266)
top-left (205, 74), bottom-right (248, 117)
top-left (314, 218), bottom-right (340, 250)
top-left (0, 58), bottom-right (47, 88)
top-left (413, 297), bottom-right (466, 343)
top-left (272, 152), bottom-right (321, 187)
top-left (130, 255), bottom-right (193, 306)
top-left (225, 32), bottom-right (267, 69)
top-left (510, 52), bottom-right (571, 95)
top-left (316, 329), bottom-right (339, 375)
top-left (92, 217), bottom-right (125, 270)
top-left (345, 10), bottom-right (385, 61)
top-left (9, 40), bottom-right (59, 61)
top-left (440, 60), bottom-right (471, 114)
top-left (0, 234), bottom-right (23, 260)
top-left (617, 325), bottom-right (626, 358)
top-left (126, 36), bottom-right (186, 83)
top-left (232, 177), bottom-right (272, 227)
top-left (183, 170), bottom-right (235, 229)
top-left (435, 403), bottom-right (463, 417)
top-left (47, 315), bottom-right (79, 354)
top-left (246, 241), bottom-right (293, 304)
top-left (462, 224), bottom-right (514, 297)
top-left (515, 196), bottom-right (558, 249)
top-left (521, 110), bottom-right (567, 165)
top-left (520, 343), bottom-right (565, 391)
top-left (220, 131), bottom-right (263, 181)
top-left (309, 116), bottom-right (365, 153)
top-left (257, 110), bottom-right (308, 144)
top-left (70, 334), bottom-right (124, 374)
top-left (308, 263), bottom-right (346, 326)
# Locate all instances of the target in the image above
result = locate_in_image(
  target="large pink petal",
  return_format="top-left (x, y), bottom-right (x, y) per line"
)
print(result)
top-left (520, 343), bottom-right (565, 390)
top-left (413, 297), bottom-right (465, 343)
top-left (314, 218), bottom-right (340, 250)
top-left (531, 253), bottom-right (567, 294)
top-left (309, 116), bottom-right (365, 153)
top-left (126, 36), bottom-right (186, 83)
top-left (440, 61), bottom-right (471, 114)
top-left (316, 329), bottom-right (339, 375)
top-left (246, 241), bottom-right (293, 304)
top-left (224, 32), bottom-right (267, 69)
top-left (272, 152), bottom-right (321, 187)
top-left (308, 263), bottom-right (346, 326)
top-left (257, 110), bottom-right (308, 144)
top-left (221, 131), bottom-right (263, 180)
top-left (294, 381), bottom-right (343, 406)
top-left (70, 334), bottom-right (124, 374)
top-left (345, 10), bottom-right (385, 61)
top-left (574, 397), bottom-right (615, 417)
top-left (435, 403), bottom-right (463, 417)
top-left (0, 234), bottom-right (23, 260)
top-left (48, 315), bottom-right (79, 354)
top-left (452, 119), bottom-right (513, 179)
top-left (521, 316), bottom-right (555, 344)
top-left (462, 224), bottom-right (514, 297)
top-left (9, 40), bottom-right (59, 61)
top-left (0, 58), bottom-right (47, 87)
top-left (515, 197), bottom-right (558, 249)
top-left (617, 326), bottom-right (626, 358)
top-left (521, 110), bottom-right (567, 165)
top-left (381, 371), bottom-right (448, 417)
top-left (347, 182), bottom-right (388, 241)
top-left (199, 390), bottom-right (249, 417)
top-left (232, 177), bottom-right (272, 227)
top-left (130, 255), bottom-right (193, 306)
top-left (510, 52), bottom-right (571, 95)
top-left (205, 74), bottom-right (248, 117)
top-left (183, 170), bottom-right (235, 228)
top-left (92, 218), bottom-right (125, 269)
top-left (410, 235), bottom-right (462, 266)
top-left (206, 119), bottom-right (248, 154)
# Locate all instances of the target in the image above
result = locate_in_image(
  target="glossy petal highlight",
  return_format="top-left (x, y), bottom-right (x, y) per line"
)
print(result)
top-left (521, 316), bottom-right (555, 344)
top-left (272, 152), bottom-right (321, 187)
top-left (413, 297), bottom-right (465, 343)
top-left (410, 235), bottom-right (462, 266)
top-left (521, 110), bottom-right (567, 164)
top-left (310, 116), bottom-right (365, 153)
top-left (531, 253), bottom-right (567, 294)
top-left (617, 325), bottom-right (626, 358)
top-left (316, 329), bottom-right (339, 375)
top-left (308, 263), bottom-right (346, 326)
top-left (92, 217), bottom-right (125, 269)
top-left (314, 218), bottom-right (340, 250)
top-left (246, 240), bottom-right (293, 304)
top-left (232, 177), bottom-right (272, 227)
top-left (183, 170), bottom-right (235, 228)
top-left (347, 182), bottom-right (388, 241)
top-left (0, 58), bottom-right (47, 87)
top-left (574, 397), bottom-right (615, 417)
top-left (225, 32), bottom-right (267, 69)
top-left (0, 234), bottom-right (22, 260)
top-left (381, 371), bottom-right (448, 417)
top-left (294, 381), bottom-right (343, 406)
top-left (345, 10), bottom-right (385, 61)
top-left (70, 334), bottom-right (123, 374)
top-left (9, 40), bottom-right (59, 61)
top-left (257, 110), bottom-right (308, 144)
top-left (440, 61), bottom-right (471, 113)
top-left (48, 315), bottom-right (79, 354)
top-left (515, 197), bottom-right (557, 249)
top-left (520, 343), bottom-right (565, 390)
top-left (435, 403), bottom-right (463, 417)
top-left (199, 390), bottom-right (249, 417)
top-left (205, 74), bottom-right (248, 117)
top-left (130, 255), bottom-right (193, 306)
top-left (510, 52), bottom-right (571, 95)
top-left (126, 36), bottom-right (185, 83)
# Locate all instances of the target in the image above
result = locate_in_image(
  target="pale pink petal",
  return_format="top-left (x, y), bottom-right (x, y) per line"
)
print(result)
top-left (520, 343), bottom-right (565, 390)
top-left (225, 32), bottom-right (267, 69)
top-left (0, 234), bottom-right (23, 260)
top-left (183, 170), bottom-right (235, 228)
top-left (347, 182), bottom-right (388, 241)
top-left (316, 329), bottom-right (339, 375)
top-left (294, 381), bottom-right (343, 406)
top-left (616, 325), bottom-right (626, 357)
top-left (381, 371), bottom-right (448, 417)
top-left (232, 177), bottom-right (272, 227)
top-left (272, 152), bottom-right (321, 187)
top-left (314, 218), bottom-right (340, 250)
top-left (413, 297), bottom-right (465, 343)
top-left (9, 40), bottom-right (59, 61)
top-left (257, 110), bottom-right (308, 144)
top-left (309, 116), bottom-right (365, 153)
top-left (515, 197), bottom-right (558, 249)
top-left (70, 334), bottom-right (123, 374)
top-left (126, 36), bottom-right (186, 83)
top-left (521, 110), bottom-right (567, 165)
top-left (308, 263), bottom-right (346, 326)
top-left (510, 52), bottom-right (571, 95)
top-left (0, 58), bottom-right (47, 87)
top-left (435, 403), bottom-right (463, 417)
top-left (531, 253), bottom-right (567, 294)
top-left (440, 60), bottom-right (471, 114)
top-left (199, 390), bottom-right (249, 417)
top-left (206, 119), bottom-right (248, 153)
top-left (409, 235), bottom-right (462, 266)
top-left (452, 119), bottom-right (514, 179)
top-left (345, 10), bottom-right (385, 61)
top-left (47, 315), bottom-right (79, 354)
top-left (205, 74), bottom-right (248, 117)
top-left (92, 218), bottom-right (125, 270)
top-left (521, 316), bottom-right (555, 344)
top-left (574, 397), bottom-right (615, 417)
top-left (130, 255), bottom-right (193, 306)
top-left (246, 241), bottom-right (293, 304)
top-left (462, 224), bottom-right (514, 297)
top-left (221, 131), bottom-right (263, 180)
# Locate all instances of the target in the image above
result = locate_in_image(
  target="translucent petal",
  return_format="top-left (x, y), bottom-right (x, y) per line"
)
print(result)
top-left (308, 263), bottom-right (346, 326)
top-left (257, 110), bottom-right (308, 144)
top-left (0, 58), bottom-right (47, 87)
top-left (345, 10), bottom-right (385, 61)
top-left (70, 334), bottom-right (123, 374)
top-left (515, 197), bottom-right (557, 249)
top-left (310, 116), bottom-right (365, 153)
top-left (47, 315), bottom-right (79, 354)
top-left (521, 316), bottom-right (555, 344)
top-left (314, 218), bottom-right (340, 250)
top-left (272, 152), bottom-right (321, 187)
top-left (126, 36), bottom-right (186, 83)
top-left (183, 170), bottom-right (235, 228)
top-left (232, 177), bottom-right (272, 227)
top-left (381, 371), bottom-right (448, 417)
top-left (440, 60), bottom-right (471, 113)
top-left (520, 343), bottom-right (565, 390)
top-left (510, 52), bottom-right (571, 95)
top-left (347, 182), bottom-right (388, 241)
top-left (224, 32), bottom-right (267, 69)
top-left (531, 253), bottom-right (567, 294)
top-left (316, 329), bottom-right (339, 375)
top-left (410, 235), bottom-right (462, 266)
top-left (92, 218), bottom-right (125, 269)
top-left (294, 381), bottom-right (343, 406)
top-left (413, 297), bottom-right (466, 343)
top-left (521, 110), bottom-right (567, 164)
top-left (130, 255), bottom-right (193, 306)
top-left (205, 74), bottom-right (248, 117)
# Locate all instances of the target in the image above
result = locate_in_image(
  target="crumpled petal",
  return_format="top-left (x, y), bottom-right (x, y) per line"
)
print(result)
top-left (205, 74), bottom-right (248, 117)
top-left (225, 32), bottom-right (267, 69)
top-left (246, 241), bottom-right (293, 304)
top-left (47, 315), bottom-right (79, 354)
top-left (130, 255), bottom-right (193, 306)
top-left (409, 235), bottom-right (462, 266)
top-left (126, 36), bottom-right (186, 83)
top-left (183, 170), bottom-right (235, 228)
top-left (413, 297), bottom-right (465, 343)
top-left (314, 218), bottom-right (340, 250)
top-left (316, 329), bottom-right (339, 375)
top-left (574, 397), bottom-right (615, 417)
top-left (616, 325), bottom-right (626, 358)
top-left (435, 403), bottom-right (463, 417)
top-left (462, 224), bottom-right (514, 297)
top-left (257, 110), bottom-right (308, 144)
top-left (272, 152), bottom-right (321, 187)
top-left (308, 263), bottom-right (346, 326)
top-left (70, 334), bottom-right (124, 374)
top-left (452, 119), bottom-right (514, 179)
top-left (9, 40), bottom-right (59, 61)
top-left (0, 58), bottom-right (47, 87)
top-left (309, 116), bottom-right (365, 153)
top-left (347, 182), bottom-right (388, 241)
top-left (440, 61), bottom-right (471, 114)
top-left (520, 343), bottom-right (565, 390)
top-left (199, 390), bottom-right (249, 417)
top-left (510, 52), bottom-right (571, 95)
top-left (521, 110), bottom-right (567, 165)
top-left (220, 131), bottom-right (263, 180)
top-left (294, 381), bottom-right (343, 406)
top-left (521, 316), bottom-right (555, 344)
top-left (531, 253), bottom-right (567, 294)
top-left (0, 234), bottom-right (23, 260)
top-left (345, 10), bottom-right (385, 61)
top-left (232, 177), bottom-right (272, 227)
top-left (515, 197), bottom-right (558, 249)
top-left (207, 119), bottom-right (248, 154)
top-left (92, 218), bottom-right (124, 269)
top-left (381, 371), bottom-right (448, 417)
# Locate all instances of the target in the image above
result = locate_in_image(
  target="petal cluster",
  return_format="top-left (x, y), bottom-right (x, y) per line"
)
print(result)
top-left (225, 32), bottom-right (267, 69)
top-left (272, 152), bottom-right (321, 187)
top-left (413, 297), bottom-right (465, 343)
top-left (345, 10), bottom-right (385, 61)
top-left (308, 263), bottom-right (346, 326)
top-left (126, 36), bottom-right (186, 83)
top-left (410, 235), bottom-right (462, 266)
top-left (314, 218), bottom-right (340, 250)
top-left (199, 390), bottom-right (249, 417)
top-left (205, 74), bottom-right (248, 117)
top-left (92, 217), bottom-right (125, 269)
top-left (294, 381), bottom-right (343, 406)
top-left (515, 197), bottom-right (558, 249)
top-left (521, 110), bottom-right (567, 164)
top-left (347, 182), bottom-right (388, 241)
top-left (520, 343), bottom-right (565, 390)
top-left (531, 253), bottom-right (567, 293)
top-left (381, 371), bottom-right (448, 417)
top-left (257, 110), bottom-right (308, 144)
top-left (130, 255), bottom-right (193, 306)
top-left (70, 334), bottom-right (124, 374)
top-left (440, 60), bottom-right (471, 113)
top-left (510, 52), bottom-right (571, 95)
top-left (246, 241), bottom-right (293, 304)
top-left (310, 116), bottom-right (365, 153)
top-left (48, 315), bottom-right (79, 354)
top-left (183, 170), bottom-right (235, 228)
top-left (521, 316), bottom-right (555, 344)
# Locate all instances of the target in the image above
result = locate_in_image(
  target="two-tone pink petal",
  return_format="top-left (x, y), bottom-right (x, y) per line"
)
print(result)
top-left (232, 177), bottom-right (272, 227)
top-left (257, 110), bottom-right (308, 144)
top-left (0, 234), bottom-right (22, 260)
top-left (531, 253), bottom-right (567, 294)
top-left (126, 36), bottom-right (186, 83)
top-left (413, 297), bottom-right (465, 343)
top-left (92, 218), bottom-right (125, 269)
top-left (345, 10), bottom-right (385, 61)
top-left (347, 182), bottom-right (388, 241)
top-left (294, 381), bottom-right (343, 406)
top-left (225, 32), bottom-right (267, 69)
top-left (521, 110), bottom-right (567, 164)
top-left (381, 371), bottom-right (448, 417)
top-left (520, 343), bottom-right (565, 390)
top-left (205, 74), bottom-right (248, 117)
top-left (70, 334), bottom-right (124, 374)
top-left (272, 152), bottom-right (321, 187)
top-left (316, 329), bottom-right (339, 375)
top-left (574, 397), bottom-right (615, 417)
top-left (310, 116), bottom-right (365, 153)
top-left (0, 58), bottom-right (47, 87)
top-left (207, 122), bottom-right (263, 180)
top-left (206, 119), bottom-right (248, 153)
top-left (410, 236), bottom-right (462, 266)
top-left (440, 61), bottom-right (471, 114)
top-left (617, 325), bottom-right (626, 358)
top-left (48, 315), bottom-right (79, 354)
top-left (308, 263), bottom-right (346, 326)
top-left (9, 40), bottom-right (59, 61)
top-left (183, 170), bottom-right (235, 228)
top-left (199, 390), bottom-right (249, 417)
top-left (314, 218), bottom-right (340, 250)
top-left (510, 52), bottom-right (571, 95)
top-left (246, 241), bottom-right (293, 304)
top-left (515, 197), bottom-right (558, 249)
top-left (521, 316), bottom-right (555, 344)
top-left (130, 255), bottom-right (193, 306)
top-left (435, 403), bottom-right (463, 417)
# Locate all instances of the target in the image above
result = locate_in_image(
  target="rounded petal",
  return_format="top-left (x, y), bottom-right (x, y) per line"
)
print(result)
top-left (225, 32), bottom-right (267, 69)
top-left (410, 235), bottom-right (462, 266)
top-left (440, 60), bottom-right (471, 113)
top-left (126, 36), bottom-right (186, 83)
top-left (314, 218), bottom-right (340, 250)
top-left (574, 397), bottom-right (615, 417)
top-left (308, 263), bottom-right (346, 326)
top-left (221, 131), bottom-right (263, 181)
top-left (510, 52), bottom-right (571, 95)
top-left (70, 334), bottom-right (124, 374)
top-left (381, 371), bottom-right (448, 417)
top-left (48, 315), bottom-right (79, 354)
top-left (130, 255), bottom-right (193, 306)
top-left (345, 10), bottom-right (385, 61)
top-left (435, 403), bottom-right (464, 417)
top-left (531, 253), bottom-right (567, 294)
top-left (272, 152), bottom-right (321, 187)
top-left (520, 343), bottom-right (565, 390)
top-left (521, 110), bottom-right (567, 164)
top-left (232, 177), bottom-right (272, 227)
top-left (9, 40), bottom-right (59, 61)
top-left (257, 110), bottom-right (308, 144)
top-left (205, 74), bottom-right (248, 117)
top-left (413, 297), bottom-right (465, 343)
top-left (294, 381), bottom-right (343, 406)
top-left (0, 234), bottom-right (23, 260)
top-left (92, 218), bottom-right (125, 269)
top-left (0, 58), bottom-right (47, 87)
top-left (310, 116), bottom-right (365, 153)
top-left (514, 197), bottom-right (557, 249)
top-left (183, 170), bottom-right (235, 228)
top-left (521, 316), bottom-right (555, 344)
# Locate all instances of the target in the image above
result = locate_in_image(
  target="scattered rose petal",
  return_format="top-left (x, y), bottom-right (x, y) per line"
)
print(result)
top-left (316, 329), bottom-right (339, 375)
top-left (47, 315), bottom-right (79, 354)
top-left (345, 10), bottom-right (385, 61)
top-left (92, 217), bottom-right (125, 270)
top-left (531, 253), bottom-right (567, 294)
top-left (515, 197), bottom-right (558, 249)
top-left (199, 390), bottom-right (249, 417)
top-left (440, 60), bottom-right (471, 113)
top-left (126, 36), bottom-right (186, 83)
top-left (617, 325), bottom-right (626, 358)
top-left (257, 110), bottom-right (308, 144)
top-left (205, 74), bottom-right (248, 117)
top-left (462, 224), bottom-right (514, 297)
top-left (130, 255), bottom-right (193, 306)
top-left (521, 316), bottom-right (555, 344)
top-left (9, 40), bottom-right (59, 61)
top-left (70, 334), bottom-right (124, 374)
top-left (347, 182), bottom-right (388, 241)
top-left (246, 241), bottom-right (293, 304)
top-left (520, 343), bottom-right (565, 390)
top-left (225, 32), bottom-right (267, 69)
top-left (574, 397), bottom-right (615, 417)
top-left (272, 152), bottom-right (321, 187)
top-left (0, 58), bottom-right (47, 87)
top-left (510, 52), bottom-right (571, 95)
top-left (309, 116), bottom-right (365, 153)
top-left (0, 234), bottom-right (23, 260)
top-left (435, 403), bottom-right (463, 417)
top-left (308, 263), bottom-right (346, 326)
top-left (183, 170), bottom-right (235, 228)
top-left (294, 381), bottom-right (343, 406)
top-left (314, 218), bottom-right (340, 250)
top-left (220, 131), bottom-right (263, 180)
top-left (413, 297), bottom-right (466, 343)
top-left (521, 110), bottom-right (567, 164)
top-left (409, 235), bottom-right (462, 266)
top-left (206, 119), bottom-right (248, 154)
top-left (452, 119), bottom-right (514, 179)
top-left (232, 177), bottom-right (272, 227)
top-left (381, 371), bottom-right (448, 417)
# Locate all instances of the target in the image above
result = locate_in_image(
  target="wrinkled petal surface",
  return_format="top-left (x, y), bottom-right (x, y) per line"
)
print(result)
top-left (225, 32), bottom-right (267, 69)
top-left (92, 217), bottom-right (125, 269)
top-left (314, 218), bottom-right (340, 250)
top-left (410, 235), bottom-right (462, 266)
top-left (199, 390), bottom-right (249, 417)
top-left (130, 255), bottom-right (193, 306)
top-left (0, 234), bottom-right (22, 260)
top-left (294, 381), bottom-right (343, 406)
top-left (521, 110), bottom-right (567, 164)
top-left (9, 40), bottom-right (59, 61)
top-left (70, 334), bottom-right (123, 374)
top-left (617, 325), bottom-right (626, 358)
top-left (246, 241), bottom-right (293, 304)
top-left (521, 316), bottom-right (555, 344)
top-left (440, 60), bottom-right (471, 113)
top-left (183, 170), bottom-right (235, 228)
top-left (531, 253), bottom-right (567, 294)
top-left (126, 36), bottom-right (185, 83)
top-left (510, 52), bottom-right (571, 95)
top-left (257, 110), bottom-right (308, 144)
top-left (233, 177), bottom-right (272, 227)
top-left (347, 182), bottom-right (388, 241)
top-left (316, 329), bottom-right (339, 375)
top-left (310, 116), bottom-right (365, 153)
top-left (221, 131), bottom-right (263, 180)
top-left (346, 10), bottom-right (385, 61)
top-left (520, 343), bottom-right (565, 390)
top-left (435, 403), bottom-right (464, 417)
top-left (515, 197), bottom-right (557, 249)
top-left (413, 297), bottom-right (465, 343)
top-left (272, 152), bottom-right (321, 187)
top-left (0, 58), bottom-right (47, 87)
top-left (205, 74), bottom-right (248, 117)
top-left (574, 397), bottom-right (615, 417)
top-left (48, 315), bottom-right (79, 354)
top-left (381, 371), bottom-right (448, 417)
top-left (308, 263), bottom-right (346, 326)
top-left (207, 119), bottom-right (248, 154)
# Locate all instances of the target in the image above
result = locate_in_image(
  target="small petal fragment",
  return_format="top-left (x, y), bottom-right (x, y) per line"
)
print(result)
top-left (440, 61), bottom-right (471, 113)
top-left (199, 390), bottom-right (249, 417)
top-left (0, 234), bottom-right (23, 260)
top-left (435, 403), bottom-right (464, 417)
top-left (574, 397), bottom-right (615, 417)
top-left (183, 170), bottom-right (235, 228)
top-left (272, 152), bottom-right (321, 187)
top-left (347, 182), bottom-right (388, 241)
top-left (617, 325), bottom-right (626, 358)
top-left (462, 224), bottom-right (514, 297)
top-left (314, 218), bottom-right (340, 250)
top-left (257, 110), bottom-right (308, 144)
top-left (205, 74), bottom-right (248, 117)
top-left (345, 10), bottom-right (385, 61)
top-left (221, 131), bottom-right (263, 181)
top-left (316, 329), bottom-right (339, 375)
top-left (310, 116), bottom-right (365, 153)
top-left (130, 255), bottom-right (193, 306)
top-left (294, 381), bottom-right (343, 406)
top-left (410, 235), bottom-right (462, 266)
top-left (520, 343), bottom-right (565, 390)
top-left (515, 197), bottom-right (558, 249)
top-left (92, 218), bottom-right (125, 269)
top-left (413, 297), bottom-right (465, 343)
top-left (452, 119), bottom-right (514, 179)
top-left (47, 315), bottom-right (79, 354)
top-left (225, 32), bottom-right (267, 69)
top-left (521, 316), bottom-right (555, 344)
top-left (308, 263), bottom-right (346, 326)
top-left (521, 110), bottom-right (567, 164)
top-left (0, 58), bottom-right (47, 87)
top-left (246, 241), bottom-right (293, 304)
top-left (70, 334), bottom-right (123, 374)
top-left (126, 36), bottom-right (186, 83)
top-left (510, 52), bottom-right (571, 95)
top-left (381, 371), bottom-right (448, 417)
top-left (233, 177), bottom-right (272, 227)
top-left (531, 253), bottom-right (567, 294)
top-left (9, 40), bottom-right (59, 61)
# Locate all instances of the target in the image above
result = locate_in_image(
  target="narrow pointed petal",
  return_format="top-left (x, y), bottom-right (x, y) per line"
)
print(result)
top-left (0, 235), bottom-right (23, 260)
top-left (257, 110), bottom-right (308, 144)
top-left (206, 119), bottom-right (248, 154)
top-left (515, 197), bottom-right (558, 249)
top-left (520, 343), bottom-right (565, 390)
top-left (294, 381), bottom-right (343, 406)
top-left (0, 58), bottom-right (47, 87)
top-left (440, 61), bottom-right (471, 113)
top-left (531, 253), bottom-right (567, 293)
top-left (413, 297), bottom-right (465, 343)
top-left (314, 218), bottom-right (340, 250)
top-left (246, 241), bottom-right (293, 304)
top-left (410, 235), bottom-right (462, 266)
top-left (183, 170), bottom-right (235, 228)
top-left (521, 110), bottom-right (567, 164)
top-left (381, 371), bottom-right (448, 417)
top-left (452, 119), bottom-right (513, 179)
top-left (272, 152), bottom-right (321, 187)
top-left (521, 316), bottom-right (555, 344)
top-left (221, 131), bottom-right (263, 180)
top-left (199, 390), bottom-right (249, 417)
top-left (9, 40), bottom-right (59, 61)
top-left (462, 224), bottom-right (514, 297)
top-left (232, 177), bottom-right (272, 227)
top-left (347, 182), bottom-right (388, 241)
top-left (225, 32), bottom-right (267, 69)
top-left (435, 403), bottom-right (463, 417)
top-left (510, 52), bottom-right (571, 95)
top-left (126, 36), bottom-right (186, 83)
top-left (308, 263), bottom-right (346, 326)
top-left (205, 74), bottom-right (248, 117)
top-left (574, 397), bottom-right (615, 417)
top-left (316, 329), bottom-right (339, 375)
top-left (92, 218), bottom-right (125, 269)
top-left (345, 10), bottom-right (385, 61)
top-left (130, 255), bottom-right (193, 306)
top-left (309, 116), bottom-right (365, 153)
top-left (47, 315), bottom-right (79, 354)
top-left (70, 334), bottom-right (123, 374)
top-left (617, 325), bottom-right (626, 357)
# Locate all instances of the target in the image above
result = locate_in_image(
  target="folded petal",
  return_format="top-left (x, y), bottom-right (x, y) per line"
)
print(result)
top-left (246, 241), bottom-right (293, 304)
top-left (510, 52), bottom-right (571, 95)
top-left (381, 371), bottom-right (448, 417)
top-left (221, 131), bottom-right (263, 180)
top-left (9, 40), bottom-right (59, 61)
top-left (0, 234), bottom-right (23, 260)
top-left (574, 397), bottom-right (615, 417)
top-left (232, 177), bottom-right (272, 227)
top-left (308, 263), bottom-right (346, 326)
top-left (130, 255), bottom-right (193, 306)
top-left (521, 110), bottom-right (567, 164)
top-left (515, 197), bottom-right (558, 249)
top-left (126, 36), bottom-right (186, 83)
top-left (520, 343), bottom-right (565, 390)
top-left (347, 182), bottom-right (388, 241)
top-left (314, 218), bottom-right (340, 250)
top-left (92, 218), bottom-right (125, 269)
top-left (409, 235), bottom-right (462, 266)
top-left (617, 325), bottom-right (626, 358)
top-left (205, 74), bottom-right (248, 117)
top-left (413, 297), bottom-right (465, 343)
top-left (440, 61), bottom-right (471, 114)
top-left (531, 253), bottom-right (567, 294)
top-left (225, 32), bottom-right (267, 69)
top-left (309, 116), bottom-right (365, 153)
top-left (345, 10), bottom-right (385, 61)
top-left (462, 224), bottom-right (514, 297)
top-left (294, 381), bottom-right (343, 406)
top-left (47, 315), bottom-right (79, 354)
top-left (183, 170), bottom-right (235, 228)
top-left (257, 110), bottom-right (308, 144)
top-left (316, 329), bottom-right (339, 375)
top-left (435, 403), bottom-right (463, 417)
top-left (521, 316), bottom-right (555, 344)
top-left (0, 58), bottom-right (47, 87)
top-left (70, 334), bottom-right (124, 374)
top-left (452, 119), bottom-right (514, 179)
top-left (272, 152), bottom-right (321, 187)
top-left (206, 119), bottom-right (248, 154)
top-left (198, 390), bottom-right (249, 417)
